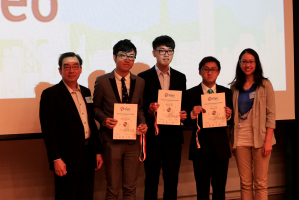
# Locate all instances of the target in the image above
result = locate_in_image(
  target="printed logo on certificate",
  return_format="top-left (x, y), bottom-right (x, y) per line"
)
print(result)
top-left (113, 103), bottom-right (137, 140)
top-left (201, 93), bottom-right (227, 128)
top-left (157, 90), bottom-right (182, 125)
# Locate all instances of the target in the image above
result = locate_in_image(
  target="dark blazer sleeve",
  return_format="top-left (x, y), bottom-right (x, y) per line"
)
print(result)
top-left (225, 88), bottom-right (233, 126)
top-left (81, 87), bottom-right (102, 154)
top-left (137, 79), bottom-right (146, 125)
top-left (93, 76), bottom-right (108, 124)
top-left (39, 88), bottom-right (61, 161)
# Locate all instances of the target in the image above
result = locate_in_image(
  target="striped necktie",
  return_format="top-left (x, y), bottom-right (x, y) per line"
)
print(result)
top-left (121, 77), bottom-right (129, 103)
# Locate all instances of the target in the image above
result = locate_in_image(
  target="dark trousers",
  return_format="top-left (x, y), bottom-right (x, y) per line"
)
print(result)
top-left (102, 141), bottom-right (140, 200)
top-left (192, 152), bottom-right (229, 200)
top-left (54, 143), bottom-right (95, 200)
top-left (144, 143), bottom-right (182, 200)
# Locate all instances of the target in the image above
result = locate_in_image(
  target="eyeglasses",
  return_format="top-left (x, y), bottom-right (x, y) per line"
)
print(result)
top-left (63, 66), bottom-right (80, 71)
top-left (154, 49), bottom-right (174, 55)
top-left (116, 54), bottom-right (136, 61)
top-left (200, 68), bottom-right (219, 73)
top-left (239, 60), bottom-right (256, 65)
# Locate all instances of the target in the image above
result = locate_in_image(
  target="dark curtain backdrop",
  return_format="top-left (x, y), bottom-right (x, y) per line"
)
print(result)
top-left (286, 1), bottom-right (299, 199)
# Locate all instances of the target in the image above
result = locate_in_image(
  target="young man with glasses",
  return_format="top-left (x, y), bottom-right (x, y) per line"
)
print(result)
top-left (138, 35), bottom-right (187, 200)
top-left (184, 56), bottom-right (233, 200)
top-left (40, 52), bottom-right (103, 200)
top-left (93, 39), bottom-right (147, 200)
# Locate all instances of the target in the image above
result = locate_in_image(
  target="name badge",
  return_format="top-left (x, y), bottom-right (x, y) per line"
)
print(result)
top-left (85, 96), bottom-right (93, 103)
top-left (249, 91), bottom-right (255, 99)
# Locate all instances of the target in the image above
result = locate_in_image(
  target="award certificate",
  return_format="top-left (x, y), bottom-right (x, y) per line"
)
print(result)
top-left (201, 93), bottom-right (227, 128)
top-left (157, 90), bottom-right (182, 125)
top-left (113, 103), bottom-right (137, 140)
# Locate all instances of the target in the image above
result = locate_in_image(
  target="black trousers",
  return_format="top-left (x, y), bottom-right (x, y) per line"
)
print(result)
top-left (144, 142), bottom-right (182, 200)
top-left (54, 143), bottom-right (95, 200)
top-left (192, 151), bottom-right (229, 200)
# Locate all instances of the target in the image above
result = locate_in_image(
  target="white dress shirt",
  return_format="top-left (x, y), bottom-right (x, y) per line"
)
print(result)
top-left (114, 70), bottom-right (130, 102)
top-left (155, 65), bottom-right (170, 90)
top-left (63, 81), bottom-right (91, 139)
top-left (191, 83), bottom-right (216, 119)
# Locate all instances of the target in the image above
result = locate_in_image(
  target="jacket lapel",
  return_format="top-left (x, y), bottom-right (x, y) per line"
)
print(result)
top-left (58, 81), bottom-right (82, 123)
top-left (108, 71), bottom-right (121, 103)
top-left (128, 76), bottom-right (136, 103)
top-left (196, 83), bottom-right (204, 104)
top-left (169, 67), bottom-right (175, 90)
top-left (150, 66), bottom-right (162, 90)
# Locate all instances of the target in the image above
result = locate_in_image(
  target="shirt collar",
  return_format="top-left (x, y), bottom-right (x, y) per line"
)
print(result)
top-left (63, 80), bottom-right (80, 93)
top-left (201, 82), bottom-right (216, 94)
top-left (114, 70), bottom-right (130, 81)
top-left (155, 64), bottom-right (170, 76)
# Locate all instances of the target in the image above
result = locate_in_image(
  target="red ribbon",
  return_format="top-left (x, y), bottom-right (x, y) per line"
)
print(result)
top-left (196, 115), bottom-right (201, 149)
top-left (139, 133), bottom-right (146, 162)
top-left (153, 102), bottom-right (159, 135)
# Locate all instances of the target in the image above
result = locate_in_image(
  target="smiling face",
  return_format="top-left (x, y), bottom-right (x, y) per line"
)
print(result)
top-left (152, 45), bottom-right (174, 68)
top-left (59, 56), bottom-right (82, 85)
top-left (239, 52), bottom-right (256, 77)
top-left (113, 50), bottom-right (135, 76)
top-left (199, 61), bottom-right (220, 87)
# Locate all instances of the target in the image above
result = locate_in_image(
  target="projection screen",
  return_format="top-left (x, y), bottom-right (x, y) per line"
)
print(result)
top-left (0, 0), bottom-right (294, 136)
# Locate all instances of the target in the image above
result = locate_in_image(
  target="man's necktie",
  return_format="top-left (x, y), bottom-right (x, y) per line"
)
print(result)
top-left (208, 89), bottom-right (213, 94)
top-left (121, 77), bottom-right (129, 103)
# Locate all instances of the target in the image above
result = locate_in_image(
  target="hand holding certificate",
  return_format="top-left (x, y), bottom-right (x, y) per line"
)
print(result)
top-left (157, 90), bottom-right (182, 125)
top-left (113, 103), bottom-right (137, 140)
top-left (201, 93), bottom-right (227, 128)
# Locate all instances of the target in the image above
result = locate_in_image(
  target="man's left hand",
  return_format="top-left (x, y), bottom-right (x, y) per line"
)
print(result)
top-left (137, 123), bottom-right (148, 134)
top-left (95, 154), bottom-right (103, 170)
top-left (179, 110), bottom-right (187, 121)
top-left (224, 106), bottom-right (232, 119)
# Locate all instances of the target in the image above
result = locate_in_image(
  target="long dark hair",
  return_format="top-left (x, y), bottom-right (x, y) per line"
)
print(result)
top-left (230, 48), bottom-right (267, 91)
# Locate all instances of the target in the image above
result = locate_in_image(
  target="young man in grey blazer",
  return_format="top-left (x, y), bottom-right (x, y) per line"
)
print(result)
top-left (93, 39), bottom-right (148, 200)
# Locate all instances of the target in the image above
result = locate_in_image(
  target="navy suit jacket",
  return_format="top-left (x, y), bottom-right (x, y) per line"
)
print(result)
top-left (185, 83), bottom-right (233, 161)
top-left (40, 80), bottom-right (102, 172)
top-left (138, 66), bottom-right (187, 145)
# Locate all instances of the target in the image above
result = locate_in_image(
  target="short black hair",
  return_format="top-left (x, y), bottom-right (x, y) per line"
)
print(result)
top-left (58, 52), bottom-right (82, 68)
top-left (113, 39), bottom-right (137, 56)
top-left (199, 56), bottom-right (221, 71)
top-left (152, 35), bottom-right (175, 50)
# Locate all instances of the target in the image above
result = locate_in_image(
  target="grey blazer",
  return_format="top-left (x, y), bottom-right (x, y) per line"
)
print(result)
top-left (231, 79), bottom-right (276, 149)
top-left (93, 71), bottom-right (146, 143)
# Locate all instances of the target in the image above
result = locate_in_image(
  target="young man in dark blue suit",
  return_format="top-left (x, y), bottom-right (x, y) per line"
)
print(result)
top-left (185, 56), bottom-right (233, 200)
top-left (138, 35), bottom-right (187, 200)
top-left (40, 52), bottom-right (103, 200)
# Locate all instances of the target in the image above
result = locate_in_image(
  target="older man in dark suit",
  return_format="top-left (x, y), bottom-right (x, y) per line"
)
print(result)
top-left (93, 39), bottom-right (147, 200)
top-left (39, 52), bottom-right (103, 200)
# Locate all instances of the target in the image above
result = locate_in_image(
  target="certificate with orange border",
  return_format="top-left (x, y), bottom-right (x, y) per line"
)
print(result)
top-left (201, 93), bottom-right (227, 128)
top-left (157, 90), bottom-right (182, 125)
top-left (113, 103), bottom-right (137, 140)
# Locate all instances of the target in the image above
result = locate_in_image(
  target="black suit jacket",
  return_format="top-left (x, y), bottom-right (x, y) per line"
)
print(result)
top-left (138, 66), bottom-right (187, 145)
top-left (39, 80), bottom-right (102, 172)
top-left (185, 83), bottom-right (233, 161)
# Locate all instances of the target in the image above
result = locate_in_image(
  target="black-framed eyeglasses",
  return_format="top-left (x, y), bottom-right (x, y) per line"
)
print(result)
top-left (154, 49), bottom-right (174, 55)
top-left (239, 60), bottom-right (256, 65)
top-left (63, 66), bottom-right (81, 71)
top-left (116, 54), bottom-right (136, 61)
top-left (200, 68), bottom-right (219, 73)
